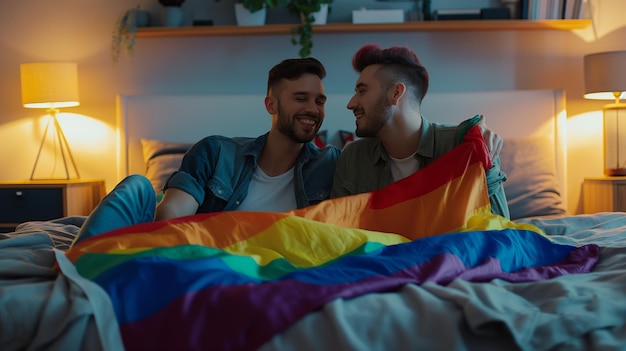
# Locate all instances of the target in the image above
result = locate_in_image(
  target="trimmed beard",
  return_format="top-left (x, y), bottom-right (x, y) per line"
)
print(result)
top-left (276, 101), bottom-right (319, 143)
top-left (355, 94), bottom-right (393, 138)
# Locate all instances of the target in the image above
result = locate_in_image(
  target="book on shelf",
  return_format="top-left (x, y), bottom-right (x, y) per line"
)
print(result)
top-left (572, 0), bottom-right (588, 19)
top-left (523, 0), bottom-right (588, 20)
top-left (522, 0), bottom-right (531, 19)
top-left (433, 8), bottom-right (481, 20)
top-left (433, 7), bottom-right (510, 21)
top-left (562, 0), bottom-right (575, 18)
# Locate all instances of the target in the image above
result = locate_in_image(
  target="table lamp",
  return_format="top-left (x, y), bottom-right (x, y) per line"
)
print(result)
top-left (20, 62), bottom-right (80, 180)
top-left (584, 51), bottom-right (626, 176)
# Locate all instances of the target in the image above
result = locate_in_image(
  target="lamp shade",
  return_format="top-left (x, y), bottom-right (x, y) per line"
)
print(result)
top-left (584, 51), bottom-right (626, 101)
top-left (20, 62), bottom-right (80, 109)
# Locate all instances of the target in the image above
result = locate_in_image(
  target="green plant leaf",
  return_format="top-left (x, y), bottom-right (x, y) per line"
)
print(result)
top-left (287, 0), bottom-right (332, 57)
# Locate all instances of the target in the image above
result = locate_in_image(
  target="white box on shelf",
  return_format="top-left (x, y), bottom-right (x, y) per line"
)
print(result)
top-left (352, 9), bottom-right (405, 24)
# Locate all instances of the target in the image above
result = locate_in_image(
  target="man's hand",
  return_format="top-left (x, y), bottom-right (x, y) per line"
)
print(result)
top-left (477, 115), bottom-right (503, 161)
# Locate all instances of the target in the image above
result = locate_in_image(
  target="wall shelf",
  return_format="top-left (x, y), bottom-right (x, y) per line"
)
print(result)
top-left (136, 20), bottom-right (592, 38)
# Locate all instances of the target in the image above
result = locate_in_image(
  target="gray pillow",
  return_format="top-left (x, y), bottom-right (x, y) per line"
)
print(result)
top-left (141, 139), bottom-right (192, 194)
top-left (500, 136), bottom-right (567, 220)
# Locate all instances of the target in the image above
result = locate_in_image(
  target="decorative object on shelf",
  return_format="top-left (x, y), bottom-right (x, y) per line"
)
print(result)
top-left (234, 3), bottom-right (266, 26)
top-left (20, 62), bottom-right (81, 180)
top-left (159, 0), bottom-right (186, 27)
top-left (584, 51), bottom-right (626, 176)
top-left (352, 8), bottom-right (404, 24)
top-left (407, 0), bottom-right (423, 21)
top-left (422, 0), bottom-right (431, 20)
top-left (215, 0), bottom-right (286, 26)
top-left (500, 0), bottom-right (521, 19)
top-left (111, 5), bottom-right (150, 62)
top-left (287, 0), bottom-right (333, 57)
top-left (237, 0), bottom-right (285, 13)
top-left (309, 2), bottom-right (329, 24)
top-left (432, 8), bottom-right (481, 20)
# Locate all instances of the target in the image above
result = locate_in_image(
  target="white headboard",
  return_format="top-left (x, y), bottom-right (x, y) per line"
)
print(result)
top-left (116, 89), bottom-right (567, 205)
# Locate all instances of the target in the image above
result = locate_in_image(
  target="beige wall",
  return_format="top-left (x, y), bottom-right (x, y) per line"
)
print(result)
top-left (0, 0), bottom-right (624, 214)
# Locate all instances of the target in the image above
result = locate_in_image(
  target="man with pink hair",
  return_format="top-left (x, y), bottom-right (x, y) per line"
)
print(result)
top-left (331, 44), bottom-right (509, 218)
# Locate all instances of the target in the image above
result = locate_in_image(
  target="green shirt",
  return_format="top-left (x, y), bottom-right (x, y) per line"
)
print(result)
top-left (330, 115), bottom-right (510, 219)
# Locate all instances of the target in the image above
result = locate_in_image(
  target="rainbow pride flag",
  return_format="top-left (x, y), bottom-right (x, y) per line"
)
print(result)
top-left (66, 126), bottom-right (599, 351)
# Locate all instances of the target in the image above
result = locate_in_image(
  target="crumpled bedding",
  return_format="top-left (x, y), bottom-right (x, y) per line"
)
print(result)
top-left (7, 212), bottom-right (626, 351)
top-left (0, 230), bottom-right (123, 351)
top-left (261, 212), bottom-right (626, 351)
top-left (1, 216), bottom-right (86, 251)
top-left (517, 212), bottom-right (626, 247)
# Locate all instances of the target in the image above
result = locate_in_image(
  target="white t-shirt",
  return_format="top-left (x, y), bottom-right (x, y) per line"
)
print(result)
top-left (390, 152), bottom-right (420, 182)
top-left (236, 166), bottom-right (297, 212)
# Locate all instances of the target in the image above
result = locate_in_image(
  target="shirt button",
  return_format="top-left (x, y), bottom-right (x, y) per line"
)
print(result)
top-left (235, 201), bottom-right (240, 205)
top-left (217, 189), bottom-right (223, 194)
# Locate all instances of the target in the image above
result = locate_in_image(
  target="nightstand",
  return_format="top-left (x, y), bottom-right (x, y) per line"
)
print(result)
top-left (0, 179), bottom-right (105, 232)
top-left (583, 176), bottom-right (626, 214)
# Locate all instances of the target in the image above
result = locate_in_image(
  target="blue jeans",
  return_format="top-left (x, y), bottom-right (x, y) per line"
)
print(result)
top-left (72, 174), bottom-right (156, 246)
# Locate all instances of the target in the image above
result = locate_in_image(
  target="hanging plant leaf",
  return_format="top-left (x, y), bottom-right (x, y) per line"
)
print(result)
top-left (287, 0), bottom-right (332, 57)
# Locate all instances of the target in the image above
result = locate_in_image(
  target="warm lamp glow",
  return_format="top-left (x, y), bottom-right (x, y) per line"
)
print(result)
top-left (583, 51), bottom-right (626, 176)
top-left (20, 62), bottom-right (80, 109)
top-left (20, 62), bottom-right (81, 180)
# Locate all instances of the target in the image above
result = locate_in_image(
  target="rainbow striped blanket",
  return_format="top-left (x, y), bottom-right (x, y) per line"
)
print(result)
top-left (66, 127), bottom-right (599, 351)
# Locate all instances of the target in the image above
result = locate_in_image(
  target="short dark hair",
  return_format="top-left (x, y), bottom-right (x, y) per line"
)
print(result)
top-left (267, 57), bottom-right (326, 95)
top-left (352, 44), bottom-right (429, 103)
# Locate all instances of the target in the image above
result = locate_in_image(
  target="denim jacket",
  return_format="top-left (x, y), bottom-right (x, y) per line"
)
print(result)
top-left (164, 133), bottom-right (341, 213)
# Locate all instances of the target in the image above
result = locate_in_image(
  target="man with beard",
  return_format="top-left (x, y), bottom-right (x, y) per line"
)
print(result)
top-left (73, 57), bottom-right (339, 245)
top-left (330, 44), bottom-right (509, 218)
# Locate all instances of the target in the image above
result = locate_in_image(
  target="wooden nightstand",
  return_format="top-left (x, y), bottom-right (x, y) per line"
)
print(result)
top-left (0, 179), bottom-right (105, 232)
top-left (583, 177), bottom-right (626, 214)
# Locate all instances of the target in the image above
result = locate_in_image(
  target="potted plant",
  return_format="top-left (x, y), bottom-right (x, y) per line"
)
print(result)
top-left (237, 0), bottom-right (285, 13)
top-left (215, 0), bottom-right (286, 26)
top-left (111, 5), bottom-right (150, 62)
top-left (287, 0), bottom-right (332, 57)
top-left (159, 0), bottom-right (186, 26)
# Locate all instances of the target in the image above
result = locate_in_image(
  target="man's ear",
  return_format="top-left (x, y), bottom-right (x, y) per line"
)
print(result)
top-left (390, 83), bottom-right (407, 105)
top-left (265, 95), bottom-right (276, 114)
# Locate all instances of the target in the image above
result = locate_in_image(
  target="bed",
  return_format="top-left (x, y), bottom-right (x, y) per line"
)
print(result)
top-left (4, 89), bottom-right (626, 351)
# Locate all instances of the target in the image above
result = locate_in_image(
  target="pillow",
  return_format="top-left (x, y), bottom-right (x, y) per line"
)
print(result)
top-left (499, 136), bottom-right (567, 220)
top-left (141, 139), bottom-right (193, 194)
top-left (339, 130), bottom-right (355, 148)
top-left (314, 130), bottom-right (327, 147)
